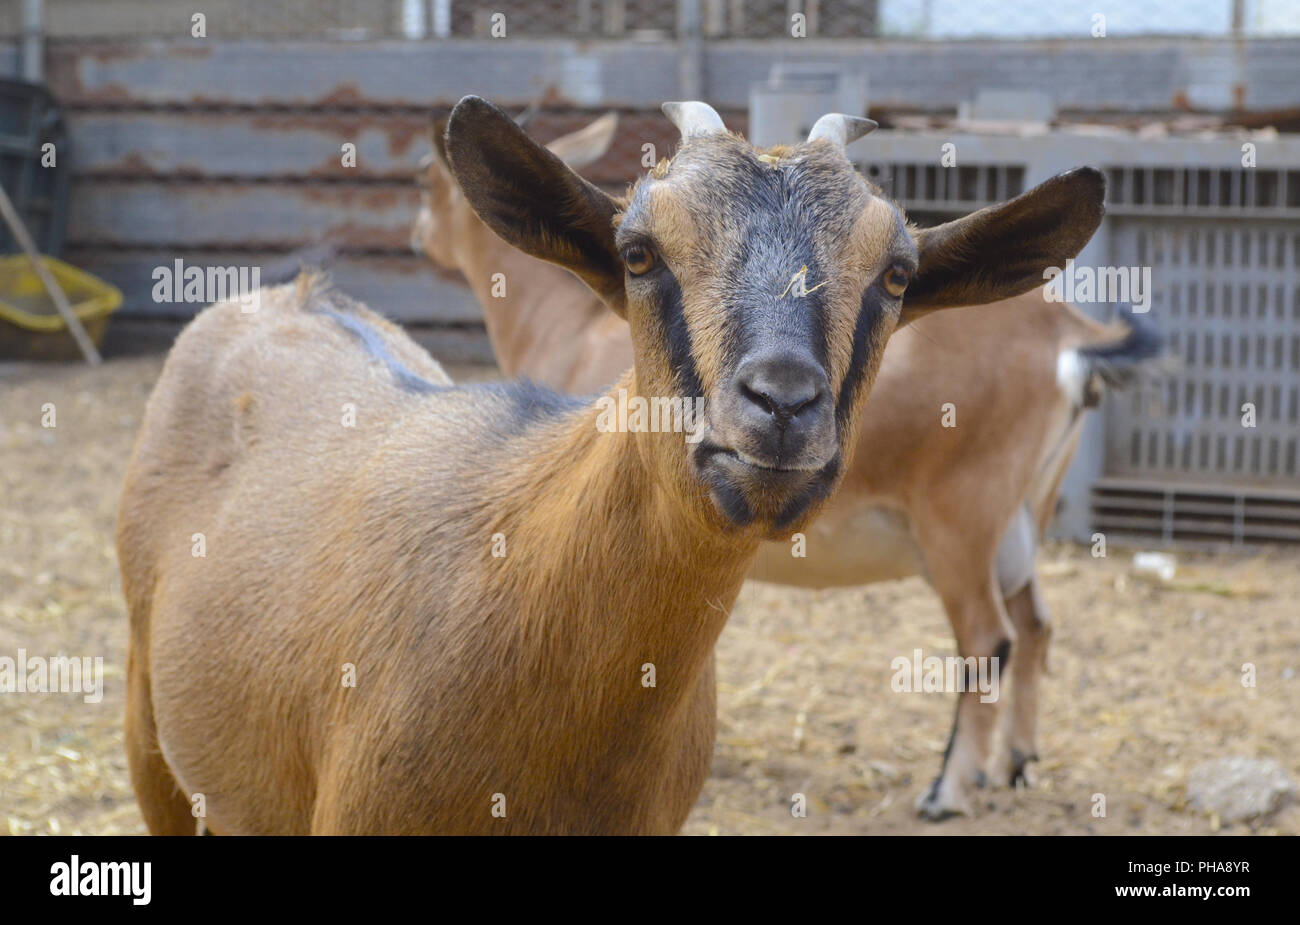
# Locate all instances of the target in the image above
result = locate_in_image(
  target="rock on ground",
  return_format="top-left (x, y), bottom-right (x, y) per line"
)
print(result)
top-left (1187, 757), bottom-right (1297, 824)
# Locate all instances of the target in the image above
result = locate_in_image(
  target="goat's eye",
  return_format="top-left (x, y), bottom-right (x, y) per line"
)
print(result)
top-left (622, 245), bottom-right (658, 276)
top-left (883, 265), bottom-right (911, 298)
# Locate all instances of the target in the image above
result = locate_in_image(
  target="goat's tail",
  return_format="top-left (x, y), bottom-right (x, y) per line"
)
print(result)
top-left (1056, 304), bottom-right (1165, 408)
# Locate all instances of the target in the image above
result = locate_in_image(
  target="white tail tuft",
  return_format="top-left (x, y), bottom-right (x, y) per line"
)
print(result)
top-left (1055, 349), bottom-right (1089, 406)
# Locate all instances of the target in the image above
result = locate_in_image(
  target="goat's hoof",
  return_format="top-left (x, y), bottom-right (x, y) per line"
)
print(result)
top-left (990, 746), bottom-right (1040, 789)
top-left (1008, 750), bottom-right (1040, 790)
top-left (914, 779), bottom-right (972, 821)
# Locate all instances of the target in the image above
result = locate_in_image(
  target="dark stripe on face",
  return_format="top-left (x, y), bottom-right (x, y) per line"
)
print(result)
top-left (654, 271), bottom-right (706, 399)
top-left (720, 222), bottom-right (831, 372)
top-left (834, 287), bottom-right (887, 433)
top-left (799, 275), bottom-right (831, 371)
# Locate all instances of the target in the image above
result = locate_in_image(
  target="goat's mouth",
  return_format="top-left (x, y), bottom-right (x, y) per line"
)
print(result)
top-left (692, 442), bottom-right (842, 532)
top-left (729, 446), bottom-right (831, 473)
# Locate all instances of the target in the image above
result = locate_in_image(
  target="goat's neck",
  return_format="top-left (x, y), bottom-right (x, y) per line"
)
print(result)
top-left (490, 370), bottom-right (755, 718)
top-left (452, 205), bottom-right (604, 377)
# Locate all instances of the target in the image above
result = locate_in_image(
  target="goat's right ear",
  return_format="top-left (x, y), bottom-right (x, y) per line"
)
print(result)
top-left (445, 95), bottom-right (625, 311)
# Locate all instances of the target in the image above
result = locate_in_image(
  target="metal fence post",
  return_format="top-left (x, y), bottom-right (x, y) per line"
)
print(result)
top-left (677, 0), bottom-right (705, 100)
top-left (22, 0), bottom-right (43, 82)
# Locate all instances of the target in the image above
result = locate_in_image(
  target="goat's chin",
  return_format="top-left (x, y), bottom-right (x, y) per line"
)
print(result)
top-left (694, 446), bottom-right (842, 537)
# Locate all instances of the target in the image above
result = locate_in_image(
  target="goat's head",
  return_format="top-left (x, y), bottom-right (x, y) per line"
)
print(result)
top-left (445, 95), bottom-right (1104, 537)
top-left (412, 111), bottom-right (619, 269)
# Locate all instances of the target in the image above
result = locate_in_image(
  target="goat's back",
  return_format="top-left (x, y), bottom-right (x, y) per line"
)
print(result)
top-left (118, 275), bottom-right (456, 620)
top-left (115, 277), bottom-right (500, 833)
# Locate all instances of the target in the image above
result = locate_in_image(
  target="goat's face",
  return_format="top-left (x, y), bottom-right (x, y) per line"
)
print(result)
top-left (614, 130), bottom-right (915, 530)
top-left (445, 96), bottom-right (1105, 537)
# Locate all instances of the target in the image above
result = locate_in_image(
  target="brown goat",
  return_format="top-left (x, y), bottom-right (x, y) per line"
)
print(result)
top-left (120, 97), bottom-right (1106, 833)
top-left (413, 113), bottom-right (1162, 818)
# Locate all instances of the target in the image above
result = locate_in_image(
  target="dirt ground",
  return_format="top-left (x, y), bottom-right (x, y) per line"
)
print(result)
top-left (2, 354), bottom-right (1297, 836)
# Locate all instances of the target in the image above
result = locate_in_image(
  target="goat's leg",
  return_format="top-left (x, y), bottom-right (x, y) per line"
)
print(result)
top-left (911, 515), bottom-right (1015, 821)
top-left (989, 577), bottom-right (1052, 787)
top-left (125, 642), bottom-right (199, 835)
top-left (985, 505), bottom-right (1049, 788)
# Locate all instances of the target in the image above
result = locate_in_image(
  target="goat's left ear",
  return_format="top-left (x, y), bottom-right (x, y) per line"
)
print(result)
top-left (901, 167), bottom-right (1105, 320)
top-left (444, 95), bottom-right (626, 312)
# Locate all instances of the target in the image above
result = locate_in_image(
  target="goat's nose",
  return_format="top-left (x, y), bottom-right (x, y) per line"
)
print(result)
top-left (734, 353), bottom-right (826, 426)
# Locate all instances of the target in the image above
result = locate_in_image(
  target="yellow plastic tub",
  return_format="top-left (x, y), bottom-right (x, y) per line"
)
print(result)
top-left (0, 255), bottom-right (123, 360)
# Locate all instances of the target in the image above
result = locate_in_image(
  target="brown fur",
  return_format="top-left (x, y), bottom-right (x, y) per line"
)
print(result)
top-left (415, 110), bottom-right (1129, 818)
top-left (119, 277), bottom-right (744, 833)
top-left (121, 96), bottom-right (1107, 834)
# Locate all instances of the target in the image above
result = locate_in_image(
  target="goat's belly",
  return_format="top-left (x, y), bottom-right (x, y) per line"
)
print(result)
top-left (748, 502), bottom-right (924, 589)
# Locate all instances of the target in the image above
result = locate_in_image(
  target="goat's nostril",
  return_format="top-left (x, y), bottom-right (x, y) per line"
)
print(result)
top-left (735, 356), bottom-right (826, 424)
top-left (756, 389), bottom-right (817, 420)
top-left (739, 381), bottom-right (778, 416)
top-left (786, 389), bottom-right (821, 416)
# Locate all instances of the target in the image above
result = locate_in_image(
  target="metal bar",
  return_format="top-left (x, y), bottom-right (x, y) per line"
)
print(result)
top-left (21, 0), bottom-right (43, 82)
top-left (1162, 489), bottom-right (1175, 543)
top-left (677, 0), bottom-right (704, 100)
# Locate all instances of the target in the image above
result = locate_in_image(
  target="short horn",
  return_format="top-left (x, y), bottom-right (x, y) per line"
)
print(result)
top-left (807, 113), bottom-right (878, 148)
top-left (661, 101), bottom-right (727, 140)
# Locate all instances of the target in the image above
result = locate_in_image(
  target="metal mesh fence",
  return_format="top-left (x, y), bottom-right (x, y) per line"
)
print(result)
top-left (1, 0), bottom-right (1298, 41)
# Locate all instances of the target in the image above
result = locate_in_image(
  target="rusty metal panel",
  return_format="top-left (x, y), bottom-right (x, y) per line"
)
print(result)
top-left (65, 248), bottom-right (484, 324)
top-left (46, 40), bottom-right (681, 109)
top-left (68, 180), bottom-right (418, 250)
top-left (63, 110), bottom-right (679, 185)
top-left (67, 111), bottom-right (435, 179)
top-left (46, 37), bottom-right (1300, 113)
top-left (37, 36), bottom-right (1300, 113)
